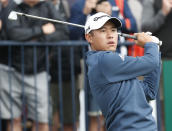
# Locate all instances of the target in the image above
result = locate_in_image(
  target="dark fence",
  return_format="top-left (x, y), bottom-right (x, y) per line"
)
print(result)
top-left (0, 40), bottom-right (162, 131)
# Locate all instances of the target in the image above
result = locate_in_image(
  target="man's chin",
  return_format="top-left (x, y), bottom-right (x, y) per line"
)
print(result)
top-left (108, 47), bottom-right (116, 51)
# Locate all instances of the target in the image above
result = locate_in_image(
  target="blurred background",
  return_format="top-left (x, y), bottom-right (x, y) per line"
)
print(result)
top-left (0, 0), bottom-right (172, 131)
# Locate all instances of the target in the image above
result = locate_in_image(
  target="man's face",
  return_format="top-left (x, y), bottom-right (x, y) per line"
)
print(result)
top-left (85, 21), bottom-right (118, 51)
top-left (96, 1), bottom-right (112, 15)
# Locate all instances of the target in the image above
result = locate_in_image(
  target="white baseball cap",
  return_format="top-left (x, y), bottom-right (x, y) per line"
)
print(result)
top-left (85, 12), bottom-right (122, 34)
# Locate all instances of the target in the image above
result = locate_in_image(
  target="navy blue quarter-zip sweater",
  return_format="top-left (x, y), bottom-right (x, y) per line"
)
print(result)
top-left (86, 43), bottom-right (161, 131)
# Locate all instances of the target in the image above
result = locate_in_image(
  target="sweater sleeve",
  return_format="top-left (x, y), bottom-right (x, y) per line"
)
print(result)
top-left (100, 43), bottom-right (159, 83)
top-left (139, 53), bottom-right (161, 101)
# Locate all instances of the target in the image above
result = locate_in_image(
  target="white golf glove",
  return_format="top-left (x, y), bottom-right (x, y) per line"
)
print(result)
top-left (146, 32), bottom-right (162, 46)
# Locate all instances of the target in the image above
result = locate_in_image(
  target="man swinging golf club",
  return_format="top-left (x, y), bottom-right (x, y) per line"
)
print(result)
top-left (85, 12), bottom-right (161, 131)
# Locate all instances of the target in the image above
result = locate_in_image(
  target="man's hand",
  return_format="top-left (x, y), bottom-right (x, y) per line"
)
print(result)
top-left (96, 1), bottom-right (112, 15)
top-left (83, 0), bottom-right (97, 15)
top-left (134, 32), bottom-right (153, 47)
top-left (42, 23), bottom-right (56, 35)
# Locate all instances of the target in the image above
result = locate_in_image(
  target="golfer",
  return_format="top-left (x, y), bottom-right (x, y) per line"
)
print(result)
top-left (85, 12), bottom-right (161, 131)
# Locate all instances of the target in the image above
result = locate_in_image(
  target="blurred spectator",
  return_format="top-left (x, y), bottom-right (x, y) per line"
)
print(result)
top-left (0, 16), bottom-right (3, 40)
top-left (67, 0), bottom-right (77, 7)
top-left (92, 0), bottom-right (112, 15)
top-left (51, 0), bottom-right (70, 20)
top-left (69, 0), bottom-right (98, 40)
top-left (141, 0), bottom-right (172, 130)
top-left (49, 0), bottom-right (81, 131)
top-left (141, 0), bottom-right (172, 58)
top-left (69, 0), bottom-right (138, 41)
top-left (1, 0), bottom-right (68, 131)
top-left (0, 1), bottom-right (15, 130)
top-left (128, 0), bottom-right (143, 32)
top-left (0, 0), bottom-right (14, 39)
top-left (109, 0), bottom-right (137, 34)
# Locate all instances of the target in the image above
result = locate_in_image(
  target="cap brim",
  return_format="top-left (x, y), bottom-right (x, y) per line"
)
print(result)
top-left (108, 17), bottom-right (122, 28)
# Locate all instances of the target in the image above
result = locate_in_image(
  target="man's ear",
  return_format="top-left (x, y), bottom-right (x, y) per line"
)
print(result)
top-left (85, 33), bottom-right (93, 44)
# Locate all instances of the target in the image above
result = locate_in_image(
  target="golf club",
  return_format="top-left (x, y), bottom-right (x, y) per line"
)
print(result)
top-left (8, 11), bottom-right (162, 46)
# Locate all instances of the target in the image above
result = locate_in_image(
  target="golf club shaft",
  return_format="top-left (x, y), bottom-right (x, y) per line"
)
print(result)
top-left (14, 11), bottom-right (136, 39)
top-left (118, 33), bottom-right (137, 40)
top-left (15, 12), bottom-right (85, 28)
top-left (14, 11), bottom-right (161, 45)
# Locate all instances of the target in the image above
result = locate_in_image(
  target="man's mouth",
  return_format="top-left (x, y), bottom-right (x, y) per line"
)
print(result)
top-left (107, 41), bottom-right (115, 45)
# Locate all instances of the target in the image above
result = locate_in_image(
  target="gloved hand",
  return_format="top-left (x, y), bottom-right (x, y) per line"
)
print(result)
top-left (146, 32), bottom-right (162, 46)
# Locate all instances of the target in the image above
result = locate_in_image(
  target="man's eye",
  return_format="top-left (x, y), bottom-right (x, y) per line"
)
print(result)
top-left (100, 29), bottom-right (105, 32)
top-left (112, 29), bottom-right (117, 32)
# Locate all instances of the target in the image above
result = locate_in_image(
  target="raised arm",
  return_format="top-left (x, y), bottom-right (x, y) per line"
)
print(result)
top-left (139, 53), bottom-right (161, 101)
top-left (100, 33), bottom-right (160, 82)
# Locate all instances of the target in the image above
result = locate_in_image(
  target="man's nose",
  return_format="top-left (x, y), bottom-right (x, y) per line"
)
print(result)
top-left (107, 31), bottom-right (114, 39)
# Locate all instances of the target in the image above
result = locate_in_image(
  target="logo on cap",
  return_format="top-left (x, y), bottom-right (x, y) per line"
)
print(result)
top-left (85, 12), bottom-right (122, 34)
top-left (93, 15), bottom-right (111, 21)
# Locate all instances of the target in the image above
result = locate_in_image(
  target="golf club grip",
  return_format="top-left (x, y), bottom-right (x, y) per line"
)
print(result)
top-left (119, 33), bottom-right (162, 46)
top-left (120, 33), bottom-right (137, 40)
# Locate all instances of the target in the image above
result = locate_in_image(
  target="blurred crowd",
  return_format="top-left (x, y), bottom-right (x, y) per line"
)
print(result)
top-left (0, 0), bottom-right (172, 131)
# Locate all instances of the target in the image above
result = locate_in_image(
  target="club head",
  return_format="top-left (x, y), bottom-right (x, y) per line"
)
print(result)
top-left (8, 11), bottom-right (18, 20)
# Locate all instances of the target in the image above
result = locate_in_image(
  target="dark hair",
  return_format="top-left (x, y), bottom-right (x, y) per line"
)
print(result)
top-left (97, 0), bottom-right (108, 5)
top-left (91, 0), bottom-right (108, 14)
